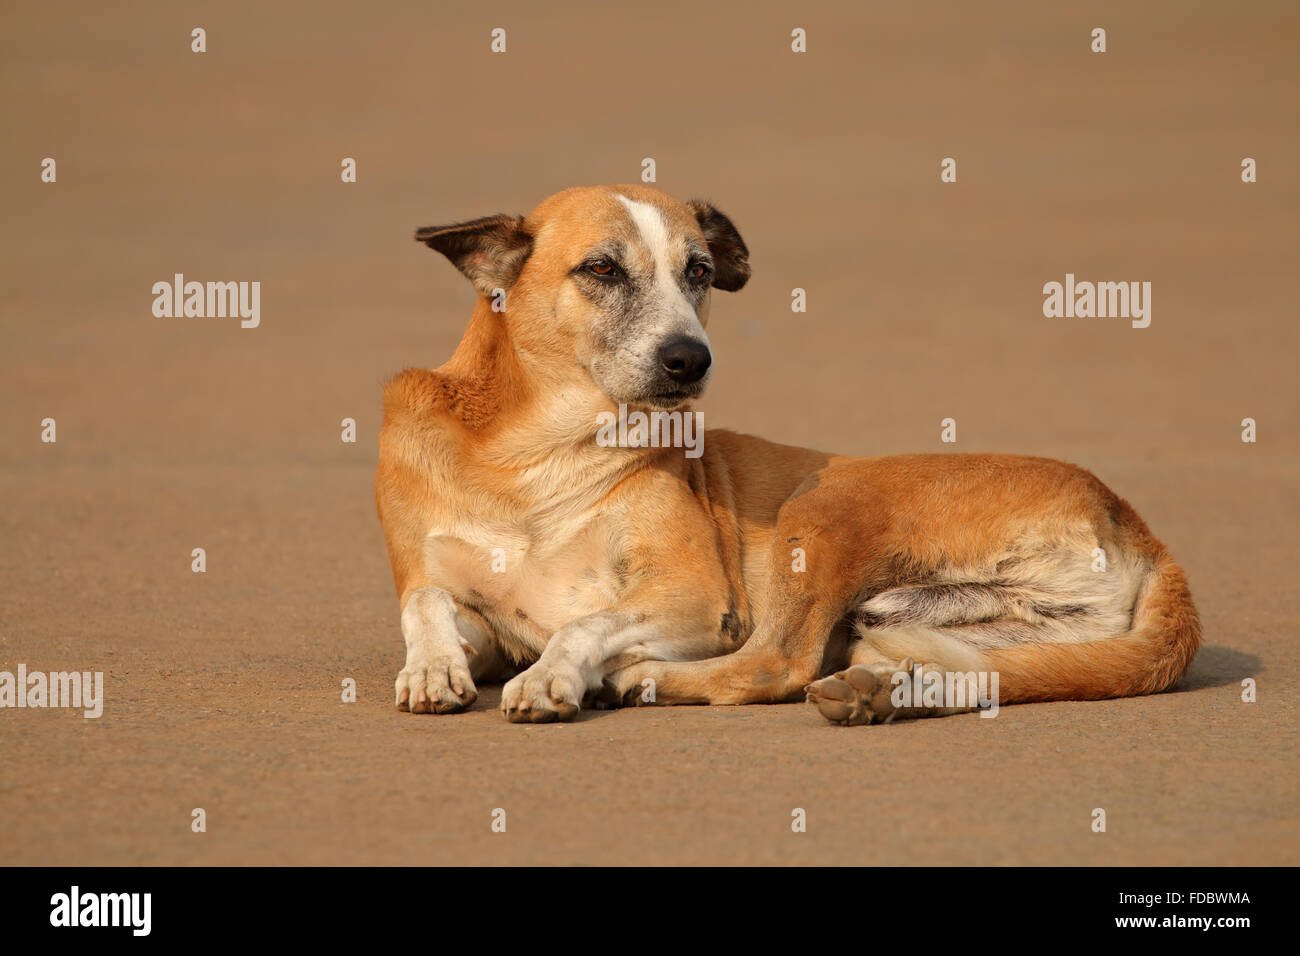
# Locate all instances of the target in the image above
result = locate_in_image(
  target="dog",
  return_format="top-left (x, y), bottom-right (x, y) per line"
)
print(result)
top-left (375, 184), bottom-right (1200, 725)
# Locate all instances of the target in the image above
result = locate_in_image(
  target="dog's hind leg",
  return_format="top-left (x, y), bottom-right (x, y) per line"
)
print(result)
top-left (604, 616), bottom-right (838, 706)
top-left (807, 544), bottom-right (1200, 725)
top-left (604, 479), bottom-right (880, 706)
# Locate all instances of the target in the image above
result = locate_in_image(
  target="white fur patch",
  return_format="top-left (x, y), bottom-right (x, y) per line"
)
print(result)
top-left (856, 530), bottom-right (1149, 652)
top-left (617, 195), bottom-right (673, 274)
top-left (617, 195), bottom-right (710, 334)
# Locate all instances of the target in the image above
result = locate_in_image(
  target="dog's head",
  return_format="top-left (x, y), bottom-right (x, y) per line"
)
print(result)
top-left (416, 185), bottom-right (749, 410)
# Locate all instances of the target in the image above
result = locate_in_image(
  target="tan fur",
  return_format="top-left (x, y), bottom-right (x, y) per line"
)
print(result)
top-left (376, 185), bottom-right (1201, 723)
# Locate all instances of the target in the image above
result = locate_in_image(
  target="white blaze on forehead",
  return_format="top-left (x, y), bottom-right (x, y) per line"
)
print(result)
top-left (613, 193), bottom-right (711, 359)
top-left (616, 195), bottom-right (674, 274)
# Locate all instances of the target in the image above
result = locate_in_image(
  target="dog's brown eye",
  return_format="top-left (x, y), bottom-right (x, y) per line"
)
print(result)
top-left (687, 262), bottom-right (710, 281)
top-left (588, 260), bottom-right (614, 277)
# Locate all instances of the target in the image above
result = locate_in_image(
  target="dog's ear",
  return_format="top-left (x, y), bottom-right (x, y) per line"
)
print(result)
top-left (687, 200), bottom-right (750, 292)
top-left (414, 214), bottom-right (533, 298)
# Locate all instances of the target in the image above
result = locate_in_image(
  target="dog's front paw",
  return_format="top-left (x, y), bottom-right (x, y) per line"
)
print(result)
top-left (396, 656), bottom-right (477, 714)
top-left (501, 662), bottom-right (583, 723)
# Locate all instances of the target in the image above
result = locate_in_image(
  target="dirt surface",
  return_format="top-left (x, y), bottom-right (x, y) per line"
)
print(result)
top-left (1, 0), bottom-right (1296, 866)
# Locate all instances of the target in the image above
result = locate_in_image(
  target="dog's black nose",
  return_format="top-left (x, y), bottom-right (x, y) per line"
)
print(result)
top-left (658, 337), bottom-right (712, 385)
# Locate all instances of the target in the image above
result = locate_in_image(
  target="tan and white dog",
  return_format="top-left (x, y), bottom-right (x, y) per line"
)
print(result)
top-left (375, 184), bottom-right (1200, 725)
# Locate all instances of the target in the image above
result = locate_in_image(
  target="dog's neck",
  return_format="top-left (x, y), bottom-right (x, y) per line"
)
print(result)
top-left (438, 299), bottom-right (682, 470)
top-left (433, 298), bottom-right (522, 427)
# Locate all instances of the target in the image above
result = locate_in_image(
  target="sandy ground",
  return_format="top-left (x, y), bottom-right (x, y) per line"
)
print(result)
top-left (1, 0), bottom-right (1296, 865)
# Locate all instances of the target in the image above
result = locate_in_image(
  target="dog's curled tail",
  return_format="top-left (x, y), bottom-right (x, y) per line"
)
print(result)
top-left (983, 549), bottom-right (1201, 704)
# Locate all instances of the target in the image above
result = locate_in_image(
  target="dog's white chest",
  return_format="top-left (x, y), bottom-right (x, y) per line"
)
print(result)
top-left (422, 514), bottom-right (622, 647)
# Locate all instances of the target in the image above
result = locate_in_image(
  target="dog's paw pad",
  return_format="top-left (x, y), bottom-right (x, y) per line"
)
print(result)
top-left (806, 660), bottom-right (913, 726)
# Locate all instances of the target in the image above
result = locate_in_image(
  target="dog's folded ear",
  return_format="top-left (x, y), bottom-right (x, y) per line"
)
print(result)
top-left (687, 200), bottom-right (750, 292)
top-left (415, 214), bottom-right (533, 298)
